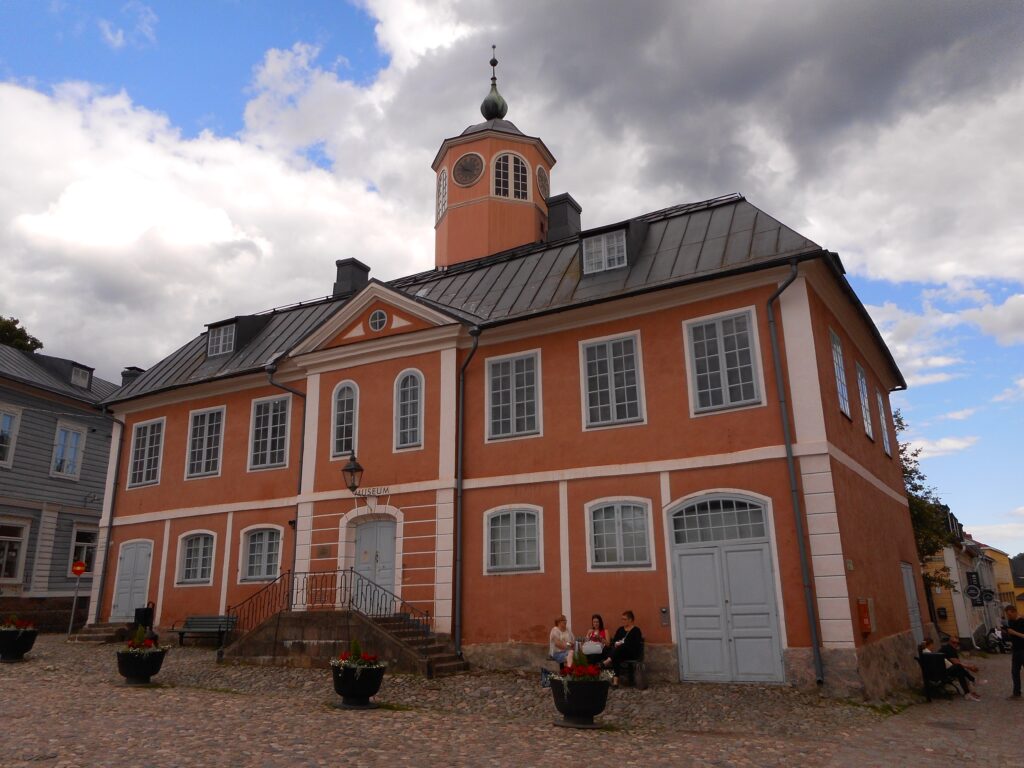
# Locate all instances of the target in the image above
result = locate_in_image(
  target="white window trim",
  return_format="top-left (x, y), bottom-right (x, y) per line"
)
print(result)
top-left (436, 167), bottom-right (448, 223)
top-left (208, 324), bottom-right (235, 356)
top-left (49, 419), bottom-right (88, 481)
top-left (393, 368), bottom-right (425, 452)
top-left (247, 394), bottom-right (291, 472)
top-left (67, 522), bottom-right (99, 578)
top-left (237, 524), bottom-right (284, 584)
top-left (856, 363), bottom-right (874, 440)
top-left (175, 529), bottom-right (216, 586)
top-left (127, 417), bottom-right (166, 488)
top-left (484, 349), bottom-right (544, 443)
top-left (830, 329), bottom-right (851, 418)
top-left (184, 405), bottom-right (226, 480)
top-left (71, 366), bottom-right (91, 388)
top-left (682, 306), bottom-right (767, 418)
top-left (491, 150), bottom-right (531, 201)
top-left (877, 389), bottom-right (893, 457)
top-left (669, 493), bottom-right (771, 546)
top-left (368, 309), bottom-right (388, 333)
top-left (577, 331), bottom-right (648, 431)
top-left (330, 380), bottom-right (360, 459)
top-left (0, 403), bottom-right (23, 469)
top-left (582, 229), bottom-right (628, 275)
top-left (584, 497), bottom-right (656, 573)
top-left (482, 504), bottom-right (545, 575)
top-left (0, 515), bottom-right (29, 584)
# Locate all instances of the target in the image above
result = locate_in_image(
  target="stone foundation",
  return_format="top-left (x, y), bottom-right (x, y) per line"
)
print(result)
top-left (462, 641), bottom-right (679, 681)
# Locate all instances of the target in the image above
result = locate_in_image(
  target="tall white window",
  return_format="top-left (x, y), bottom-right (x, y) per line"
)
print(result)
top-left (830, 330), bottom-right (851, 417)
top-left (687, 311), bottom-right (760, 412)
top-left (494, 153), bottom-right (527, 199)
top-left (0, 520), bottom-right (27, 581)
top-left (395, 371), bottom-right (423, 449)
top-left (436, 168), bottom-right (448, 222)
top-left (589, 502), bottom-right (650, 568)
top-left (187, 407), bottom-right (224, 478)
top-left (856, 364), bottom-right (873, 439)
top-left (582, 335), bottom-right (643, 427)
top-left (180, 533), bottom-right (214, 583)
top-left (250, 396), bottom-right (288, 469)
top-left (333, 382), bottom-right (358, 457)
top-left (244, 528), bottom-right (280, 580)
top-left (208, 324), bottom-right (235, 356)
top-left (876, 390), bottom-right (892, 456)
top-left (582, 230), bottom-right (627, 274)
top-left (486, 508), bottom-right (540, 573)
top-left (69, 526), bottom-right (98, 575)
top-left (0, 407), bottom-right (20, 468)
top-left (129, 419), bottom-right (164, 487)
top-left (488, 353), bottom-right (539, 439)
top-left (51, 422), bottom-right (86, 480)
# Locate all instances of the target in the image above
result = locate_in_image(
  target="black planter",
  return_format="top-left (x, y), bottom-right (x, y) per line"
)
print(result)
top-left (116, 649), bottom-right (167, 685)
top-left (332, 664), bottom-right (385, 708)
top-left (0, 629), bottom-right (38, 662)
top-left (550, 677), bottom-right (611, 728)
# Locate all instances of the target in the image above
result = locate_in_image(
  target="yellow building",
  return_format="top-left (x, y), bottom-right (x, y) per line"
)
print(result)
top-left (980, 544), bottom-right (1017, 609)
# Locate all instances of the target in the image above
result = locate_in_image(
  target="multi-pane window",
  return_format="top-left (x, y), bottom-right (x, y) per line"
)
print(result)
top-left (488, 353), bottom-right (538, 439)
top-left (244, 528), bottom-right (280, 580)
top-left (876, 391), bottom-right (892, 456)
top-left (70, 527), bottom-right (98, 574)
top-left (590, 502), bottom-right (650, 567)
top-left (0, 408), bottom-right (19, 468)
top-left (180, 533), bottom-right (214, 583)
top-left (333, 383), bottom-right (357, 456)
top-left (487, 509), bottom-right (539, 572)
top-left (208, 324), bottom-right (235, 356)
top-left (856, 364), bottom-right (873, 439)
top-left (583, 336), bottom-right (642, 427)
top-left (52, 423), bottom-right (86, 479)
top-left (436, 168), bottom-right (448, 222)
top-left (494, 154), bottom-right (527, 199)
top-left (129, 420), bottom-right (163, 487)
top-left (187, 408), bottom-right (224, 477)
top-left (582, 230), bottom-right (627, 274)
top-left (0, 522), bottom-right (26, 581)
top-left (830, 330), bottom-right (850, 417)
top-left (688, 311), bottom-right (760, 412)
top-left (395, 372), bottom-right (422, 449)
top-left (673, 497), bottom-right (767, 545)
top-left (70, 367), bottom-right (91, 388)
top-left (250, 397), bottom-right (288, 469)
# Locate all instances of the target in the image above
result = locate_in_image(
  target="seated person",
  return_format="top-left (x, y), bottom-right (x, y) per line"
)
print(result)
top-left (601, 610), bottom-right (643, 683)
top-left (939, 635), bottom-right (980, 701)
top-left (582, 614), bottom-right (609, 664)
top-left (548, 615), bottom-right (573, 668)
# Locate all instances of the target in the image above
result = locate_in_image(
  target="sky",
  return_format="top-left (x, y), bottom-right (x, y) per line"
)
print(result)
top-left (1, 1), bottom-right (1022, 555)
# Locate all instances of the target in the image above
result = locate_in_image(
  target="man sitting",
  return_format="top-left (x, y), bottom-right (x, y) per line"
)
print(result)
top-left (601, 610), bottom-right (643, 685)
top-left (938, 635), bottom-right (981, 701)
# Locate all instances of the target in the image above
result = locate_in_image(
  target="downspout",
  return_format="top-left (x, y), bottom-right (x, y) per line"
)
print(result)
top-left (453, 325), bottom-right (482, 656)
top-left (766, 260), bottom-right (825, 685)
top-left (265, 362), bottom-right (306, 611)
top-left (92, 407), bottom-right (125, 625)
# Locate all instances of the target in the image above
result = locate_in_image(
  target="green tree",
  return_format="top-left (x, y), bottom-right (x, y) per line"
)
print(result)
top-left (0, 316), bottom-right (43, 352)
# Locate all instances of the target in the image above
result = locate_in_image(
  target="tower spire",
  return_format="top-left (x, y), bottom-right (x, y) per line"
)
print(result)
top-left (480, 44), bottom-right (508, 120)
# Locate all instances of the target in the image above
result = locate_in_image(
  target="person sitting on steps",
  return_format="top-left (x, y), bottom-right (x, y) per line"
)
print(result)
top-left (601, 610), bottom-right (643, 686)
top-left (548, 614), bottom-right (573, 670)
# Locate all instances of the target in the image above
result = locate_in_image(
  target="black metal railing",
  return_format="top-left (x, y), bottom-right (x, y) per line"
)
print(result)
top-left (228, 570), bottom-right (291, 637)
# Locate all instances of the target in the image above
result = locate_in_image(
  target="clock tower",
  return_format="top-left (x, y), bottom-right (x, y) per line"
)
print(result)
top-left (432, 49), bottom-right (556, 269)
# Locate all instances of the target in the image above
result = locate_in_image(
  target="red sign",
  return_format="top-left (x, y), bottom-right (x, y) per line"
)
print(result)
top-left (71, 561), bottom-right (87, 577)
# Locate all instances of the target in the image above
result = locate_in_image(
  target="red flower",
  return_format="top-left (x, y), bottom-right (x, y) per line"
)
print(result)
top-left (143, 638), bottom-right (154, 648)
top-left (360, 653), bottom-right (378, 663)
top-left (338, 651), bottom-right (351, 661)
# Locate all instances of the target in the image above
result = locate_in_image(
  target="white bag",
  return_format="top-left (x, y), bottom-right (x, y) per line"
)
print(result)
top-left (581, 640), bottom-right (603, 655)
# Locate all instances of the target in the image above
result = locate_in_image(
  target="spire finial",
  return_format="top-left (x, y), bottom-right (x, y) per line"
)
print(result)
top-left (480, 44), bottom-right (508, 120)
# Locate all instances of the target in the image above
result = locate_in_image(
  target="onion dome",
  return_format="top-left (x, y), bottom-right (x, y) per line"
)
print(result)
top-left (480, 45), bottom-right (508, 120)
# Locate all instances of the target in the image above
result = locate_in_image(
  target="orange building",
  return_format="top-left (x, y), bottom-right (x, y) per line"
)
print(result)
top-left (89, 66), bottom-right (924, 696)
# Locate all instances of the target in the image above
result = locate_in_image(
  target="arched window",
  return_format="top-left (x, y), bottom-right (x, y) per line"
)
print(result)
top-left (243, 528), bottom-right (281, 580)
top-left (394, 370), bottom-right (423, 449)
top-left (494, 153), bottom-right (528, 200)
top-left (672, 496), bottom-right (766, 545)
top-left (436, 168), bottom-right (448, 222)
top-left (179, 532), bottom-right (214, 583)
top-left (486, 508), bottom-right (540, 572)
top-left (333, 382), bottom-right (358, 457)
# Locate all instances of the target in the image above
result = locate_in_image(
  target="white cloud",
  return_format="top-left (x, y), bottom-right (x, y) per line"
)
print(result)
top-left (125, 1), bottom-right (158, 45)
top-left (994, 376), bottom-right (1024, 402)
top-left (962, 294), bottom-right (1024, 346)
top-left (865, 301), bottom-right (965, 387)
top-left (97, 20), bottom-right (125, 50)
top-left (940, 408), bottom-right (977, 421)
top-left (912, 435), bottom-right (979, 458)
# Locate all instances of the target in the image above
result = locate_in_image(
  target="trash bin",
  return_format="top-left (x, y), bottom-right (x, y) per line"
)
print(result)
top-left (134, 605), bottom-right (154, 630)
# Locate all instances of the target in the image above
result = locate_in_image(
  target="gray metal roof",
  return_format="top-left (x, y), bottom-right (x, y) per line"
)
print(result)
top-left (460, 118), bottom-right (524, 137)
top-left (0, 345), bottom-right (118, 404)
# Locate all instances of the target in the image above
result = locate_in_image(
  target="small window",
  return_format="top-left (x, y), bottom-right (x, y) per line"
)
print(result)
top-left (877, 390), bottom-right (892, 456)
top-left (128, 419), bottom-right (164, 487)
top-left (51, 422), bottom-right (87, 480)
top-left (180, 533), bottom-right (214, 583)
top-left (830, 330), bottom-right (851, 417)
top-left (395, 370), bottom-right (423, 449)
top-left (687, 311), bottom-right (761, 412)
top-left (487, 352), bottom-right (539, 439)
top-left (582, 335), bottom-right (643, 427)
top-left (69, 526), bottom-right (98, 576)
top-left (486, 508), bottom-right (540, 572)
top-left (244, 528), bottom-right (281, 580)
top-left (333, 382), bottom-right (358, 457)
top-left (436, 168), bottom-right (448, 223)
top-left (673, 496), bottom-right (767, 545)
top-left (582, 230), bottom-right (627, 274)
top-left (0, 520), bottom-right (27, 582)
top-left (208, 324), bottom-right (235, 356)
top-left (857, 364), bottom-right (873, 440)
top-left (368, 310), bottom-right (388, 332)
top-left (0, 407), bottom-right (20, 469)
top-left (589, 502), bottom-right (650, 568)
top-left (70, 367), bottom-right (91, 388)
top-left (187, 408), bottom-right (224, 478)
top-left (250, 396), bottom-right (289, 469)
top-left (494, 153), bottom-right (527, 200)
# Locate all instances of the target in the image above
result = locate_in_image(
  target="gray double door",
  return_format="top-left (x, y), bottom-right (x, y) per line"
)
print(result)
top-left (111, 540), bottom-right (152, 621)
top-left (354, 520), bottom-right (396, 592)
top-left (673, 540), bottom-right (783, 682)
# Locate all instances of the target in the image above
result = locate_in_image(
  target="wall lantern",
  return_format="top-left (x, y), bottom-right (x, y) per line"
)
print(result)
top-left (342, 452), bottom-right (364, 493)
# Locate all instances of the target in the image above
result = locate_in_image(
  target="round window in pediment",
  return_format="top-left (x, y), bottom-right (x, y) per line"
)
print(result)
top-left (453, 152), bottom-right (484, 186)
top-left (369, 309), bottom-right (388, 332)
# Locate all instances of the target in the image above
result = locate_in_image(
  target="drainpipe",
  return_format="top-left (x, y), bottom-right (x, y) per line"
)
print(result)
top-left (453, 325), bottom-right (482, 656)
top-left (92, 407), bottom-right (125, 626)
top-left (766, 260), bottom-right (825, 685)
top-left (265, 362), bottom-right (306, 611)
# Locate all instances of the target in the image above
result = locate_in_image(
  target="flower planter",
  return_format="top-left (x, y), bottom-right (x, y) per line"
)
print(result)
top-left (550, 678), bottom-right (611, 728)
top-left (116, 649), bottom-right (168, 685)
top-left (0, 629), bottom-right (38, 662)
top-left (332, 664), bottom-right (385, 709)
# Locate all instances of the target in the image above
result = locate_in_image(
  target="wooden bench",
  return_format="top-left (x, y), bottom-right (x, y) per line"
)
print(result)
top-left (171, 615), bottom-right (237, 647)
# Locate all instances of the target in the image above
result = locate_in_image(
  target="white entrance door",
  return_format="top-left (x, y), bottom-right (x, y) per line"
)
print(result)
top-left (111, 540), bottom-right (152, 621)
top-left (900, 561), bottom-right (925, 644)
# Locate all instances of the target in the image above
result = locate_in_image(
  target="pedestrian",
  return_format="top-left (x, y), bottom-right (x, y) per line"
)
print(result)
top-left (1003, 605), bottom-right (1024, 699)
top-left (938, 636), bottom-right (980, 701)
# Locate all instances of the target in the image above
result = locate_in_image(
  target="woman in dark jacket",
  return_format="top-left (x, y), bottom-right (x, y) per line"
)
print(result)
top-left (602, 610), bottom-right (643, 684)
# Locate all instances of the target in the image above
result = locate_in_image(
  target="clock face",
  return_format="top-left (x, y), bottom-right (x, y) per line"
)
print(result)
top-left (536, 166), bottom-right (550, 200)
top-left (453, 153), bottom-right (484, 186)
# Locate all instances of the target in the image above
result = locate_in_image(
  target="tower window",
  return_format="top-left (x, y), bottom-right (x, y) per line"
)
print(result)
top-left (494, 153), bottom-right (528, 200)
top-left (436, 168), bottom-right (448, 223)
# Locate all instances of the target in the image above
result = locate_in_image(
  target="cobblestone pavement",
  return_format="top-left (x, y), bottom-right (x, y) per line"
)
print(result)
top-left (1, 636), bottom-right (1019, 767)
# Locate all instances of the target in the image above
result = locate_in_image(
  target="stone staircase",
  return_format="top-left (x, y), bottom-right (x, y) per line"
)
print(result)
top-left (67, 622), bottom-right (128, 644)
top-left (372, 615), bottom-right (469, 678)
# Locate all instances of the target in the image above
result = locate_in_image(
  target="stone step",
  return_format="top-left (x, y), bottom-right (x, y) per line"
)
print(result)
top-left (431, 660), bottom-right (470, 677)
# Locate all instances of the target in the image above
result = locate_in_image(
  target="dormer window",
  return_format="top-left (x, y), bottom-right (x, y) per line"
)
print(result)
top-left (494, 153), bottom-right (528, 200)
top-left (70, 367), bottom-right (91, 388)
top-left (582, 230), bottom-right (627, 274)
top-left (208, 324), bottom-right (235, 356)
